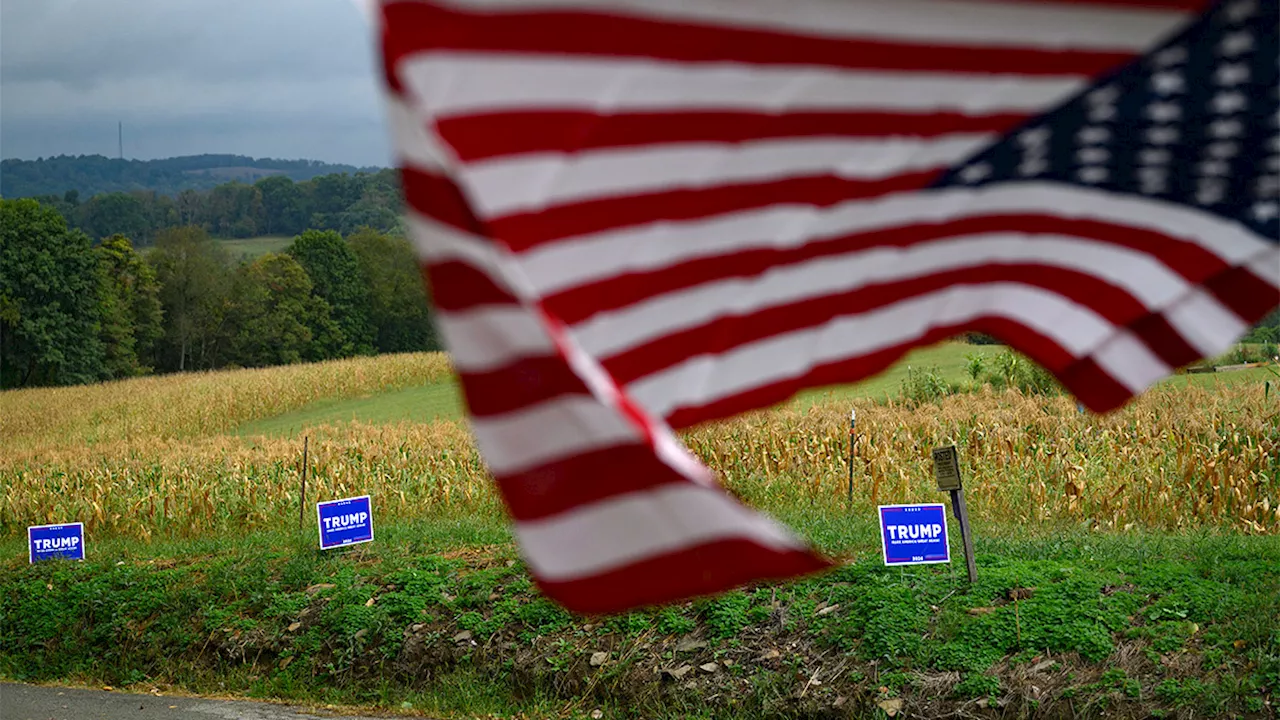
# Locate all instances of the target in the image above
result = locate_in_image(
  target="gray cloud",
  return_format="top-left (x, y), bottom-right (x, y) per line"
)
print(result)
top-left (1, 0), bottom-right (393, 166)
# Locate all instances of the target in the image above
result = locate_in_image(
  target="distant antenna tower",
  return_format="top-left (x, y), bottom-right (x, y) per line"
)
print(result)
top-left (118, 122), bottom-right (123, 159)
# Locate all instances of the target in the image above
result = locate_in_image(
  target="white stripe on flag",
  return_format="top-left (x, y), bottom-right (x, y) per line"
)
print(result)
top-left (398, 54), bottom-right (1087, 118)
top-left (569, 235), bottom-right (1209, 360)
top-left (1164, 289), bottom-right (1251, 357)
top-left (435, 305), bottom-right (554, 372)
top-left (405, 211), bottom-right (549, 306)
top-left (518, 184), bottom-right (1274, 294)
top-left (624, 284), bottom-right (1127, 418)
top-left (514, 483), bottom-right (805, 581)
top-left (1248, 250), bottom-right (1280, 290)
top-left (549, 307), bottom-right (721, 487)
top-left (406, 211), bottom-right (504, 267)
top-left (462, 135), bottom-right (989, 217)
top-left (387, 95), bottom-right (457, 170)
top-left (470, 395), bottom-right (641, 475)
top-left (1091, 331), bottom-right (1172, 394)
top-left (415, 0), bottom-right (1188, 52)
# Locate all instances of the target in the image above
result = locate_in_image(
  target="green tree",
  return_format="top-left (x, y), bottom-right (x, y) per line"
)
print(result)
top-left (175, 189), bottom-right (203, 226)
top-left (347, 228), bottom-right (440, 353)
top-left (287, 229), bottom-right (375, 356)
top-left (0, 199), bottom-right (107, 388)
top-left (204, 182), bottom-right (264, 238)
top-left (137, 191), bottom-right (179, 242)
top-left (75, 192), bottom-right (150, 241)
top-left (147, 226), bottom-right (234, 372)
top-left (226, 253), bottom-right (342, 367)
top-left (1243, 308), bottom-right (1280, 343)
top-left (95, 234), bottom-right (164, 378)
top-left (256, 175), bottom-right (308, 235)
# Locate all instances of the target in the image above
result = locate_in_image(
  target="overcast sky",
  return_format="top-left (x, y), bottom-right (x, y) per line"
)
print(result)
top-left (1, 0), bottom-right (393, 166)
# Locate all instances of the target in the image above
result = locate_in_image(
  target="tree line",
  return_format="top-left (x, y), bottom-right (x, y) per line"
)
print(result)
top-left (1, 153), bottom-right (380, 199)
top-left (23, 168), bottom-right (403, 245)
top-left (0, 198), bottom-right (438, 389)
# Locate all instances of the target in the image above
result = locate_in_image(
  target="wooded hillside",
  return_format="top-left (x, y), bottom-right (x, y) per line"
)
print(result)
top-left (0, 154), bottom-right (382, 199)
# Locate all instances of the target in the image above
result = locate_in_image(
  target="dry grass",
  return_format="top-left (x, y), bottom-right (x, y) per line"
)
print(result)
top-left (0, 420), bottom-right (492, 540)
top-left (0, 352), bottom-right (452, 452)
top-left (685, 382), bottom-right (1280, 534)
top-left (1, 358), bottom-right (1276, 541)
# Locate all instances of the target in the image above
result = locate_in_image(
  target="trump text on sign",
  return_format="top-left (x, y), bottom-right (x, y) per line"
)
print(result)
top-left (878, 504), bottom-right (951, 566)
top-left (316, 496), bottom-right (374, 550)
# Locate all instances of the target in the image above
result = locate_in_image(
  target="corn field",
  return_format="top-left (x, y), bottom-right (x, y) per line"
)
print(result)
top-left (0, 352), bottom-right (452, 453)
top-left (1, 358), bottom-right (1277, 541)
top-left (685, 382), bottom-right (1280, 534)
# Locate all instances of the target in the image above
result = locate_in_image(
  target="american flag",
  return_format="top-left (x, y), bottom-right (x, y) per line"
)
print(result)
top-left (374, 0), bottom-right (1280, 614)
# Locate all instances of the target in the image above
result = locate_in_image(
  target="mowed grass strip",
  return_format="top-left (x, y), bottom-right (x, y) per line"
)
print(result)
top-left (0, 352), bottom-right (452, 452)
top-left (235, 381), bottom-right (464, 438)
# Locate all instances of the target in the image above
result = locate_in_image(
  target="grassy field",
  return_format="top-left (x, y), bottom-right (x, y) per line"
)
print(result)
top-left (219, 235), bottom-right (293, 259)
top-left (235, 380), bottom-right (464, 438)
top-left (2, 342), bottom-right (1278, 718)
top-left (2, 343), bottom-right (1276, 541)
top-left (234, 342), bottom-right (1001, 437)
top-left (236, 342), bottom-right (1274, 438)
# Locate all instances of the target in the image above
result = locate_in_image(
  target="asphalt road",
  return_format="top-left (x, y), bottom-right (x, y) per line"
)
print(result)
top-left (0, 683), bottom-right (413, 720)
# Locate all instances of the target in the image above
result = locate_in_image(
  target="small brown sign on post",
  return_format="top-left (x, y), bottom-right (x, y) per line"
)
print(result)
top-left (932, 444), bottom-right (977, 583)
top-left (932, 445), bottom-right (962, 491)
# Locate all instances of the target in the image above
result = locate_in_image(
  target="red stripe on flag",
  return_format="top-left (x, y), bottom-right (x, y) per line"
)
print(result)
top-left (542, 215), bottom-right (1233, 325)
top-left (1202, 265), bottom-right (1280, 326)
top-left (660, 315), bottom-right (1134, 428)
top-left (599, 264), bottom-right (1197, 386)
top-left (491, 443), bottom-right (689, 520)
top-left (422, 260), bottom-right (519, 310)
top-left (1056, 357), bottom-right (1138, 413)
top-left (447, 285), bottom-right (1203, 426)
top-left (1126, 313), bottom-right (1205, 371)
top-left (400, 167), bottom-right (489, 235)
top-left (382, 2), bottom-right (1136, 76)
top-left (438, 110), bottom-right (1027, 161)
top-left (459, 356), bottom-right (592, 418)
top-left (534, 538), bottom-right (831, 615)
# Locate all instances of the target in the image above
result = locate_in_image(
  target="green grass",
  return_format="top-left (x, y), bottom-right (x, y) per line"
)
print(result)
top-left (2, 522), bottom-right (1276, 719)
top-left (795, 341), bottom-right (1004, 407)
top-left (1167, 366), bottom-right (1276, 389)
top-left (219, 235), bottom-right (293, 260)
top-left (235, 381), bottom-right (463, 438)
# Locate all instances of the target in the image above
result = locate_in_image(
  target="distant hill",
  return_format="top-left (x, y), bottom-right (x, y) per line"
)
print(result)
top-left (0, 154), bottom-right (386, 199)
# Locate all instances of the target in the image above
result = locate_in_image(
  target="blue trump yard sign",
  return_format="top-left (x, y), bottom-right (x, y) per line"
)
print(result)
top-left (28, 523), bottom-right (85, 563)
top-left (317, 495), bottom-right (374, 550)
top-left (878, 504), bottom-right (950, 566)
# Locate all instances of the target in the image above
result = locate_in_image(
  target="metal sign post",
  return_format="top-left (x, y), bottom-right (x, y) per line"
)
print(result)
top-left (932, 445), bottom-right (976, 583)
top-left (847, 409), bottom-right (857, 507)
